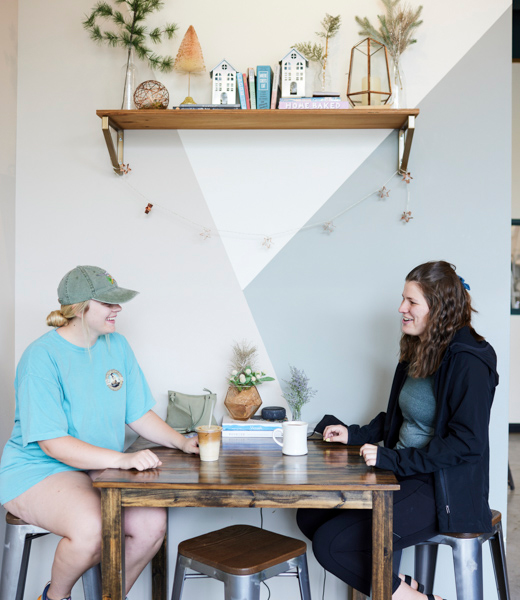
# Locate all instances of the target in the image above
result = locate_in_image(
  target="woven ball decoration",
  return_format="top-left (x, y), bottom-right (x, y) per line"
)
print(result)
top-left (134, 80), bottom-right (169, 109)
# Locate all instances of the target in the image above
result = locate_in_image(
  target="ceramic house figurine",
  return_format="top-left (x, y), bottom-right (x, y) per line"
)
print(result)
top-left (210, 59), bottom-right (238, 105)
top-left (279, 48), bottom-right (308, 98)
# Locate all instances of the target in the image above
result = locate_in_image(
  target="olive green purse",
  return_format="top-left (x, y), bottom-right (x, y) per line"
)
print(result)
top-left (166, 388), bottom-right (217, 433)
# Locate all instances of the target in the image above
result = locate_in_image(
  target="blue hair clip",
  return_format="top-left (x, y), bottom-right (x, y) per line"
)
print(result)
top-left (459, 276), bottom-right (470, 291)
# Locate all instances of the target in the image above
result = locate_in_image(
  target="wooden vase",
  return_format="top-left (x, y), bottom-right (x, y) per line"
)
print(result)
top-left (224, 385), bottom-right (262, 421)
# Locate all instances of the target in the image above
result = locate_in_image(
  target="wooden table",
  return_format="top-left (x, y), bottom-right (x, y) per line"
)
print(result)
top-left (93, 437), bottom-right (399, 600)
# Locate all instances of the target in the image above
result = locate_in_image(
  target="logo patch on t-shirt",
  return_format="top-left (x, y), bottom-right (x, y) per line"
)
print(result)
top-left (105, 369), bottom-right (124, 391)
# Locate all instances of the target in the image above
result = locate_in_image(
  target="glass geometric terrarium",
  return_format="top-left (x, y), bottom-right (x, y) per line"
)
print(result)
top-left (347, 37), bottom-right (391, 107)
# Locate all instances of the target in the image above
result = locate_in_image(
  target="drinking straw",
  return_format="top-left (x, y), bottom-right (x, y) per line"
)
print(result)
top-left (208, 397), bottom-right (215, 428)
top-left (204, 388), bottom-right (215, 428)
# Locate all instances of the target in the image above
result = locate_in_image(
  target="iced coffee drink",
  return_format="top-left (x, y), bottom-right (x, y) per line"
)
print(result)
top-left (195, 425), bottom-right (222, 462)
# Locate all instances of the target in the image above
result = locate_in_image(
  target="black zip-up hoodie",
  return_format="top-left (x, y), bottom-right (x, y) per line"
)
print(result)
top-left (346, 326), bottom-right (498, 533)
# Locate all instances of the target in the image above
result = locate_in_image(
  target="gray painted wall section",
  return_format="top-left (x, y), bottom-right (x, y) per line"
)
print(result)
top-left (245, 11), bottom-right (511, 599)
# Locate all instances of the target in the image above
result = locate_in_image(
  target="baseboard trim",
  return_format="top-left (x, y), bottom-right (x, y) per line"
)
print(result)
top-left (509, 423), bottom-right (520, 433)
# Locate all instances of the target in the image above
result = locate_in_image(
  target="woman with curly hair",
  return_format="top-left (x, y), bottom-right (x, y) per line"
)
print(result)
top-left (297, 261), bottom-right (498, 600)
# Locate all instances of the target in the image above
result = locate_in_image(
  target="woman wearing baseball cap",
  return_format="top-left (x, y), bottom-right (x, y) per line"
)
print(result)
top-left (0, 266), bottom-right (199, 600)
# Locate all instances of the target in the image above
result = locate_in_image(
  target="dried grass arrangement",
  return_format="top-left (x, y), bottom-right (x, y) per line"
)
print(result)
top-left (355, 0), bottom-right (423, 63)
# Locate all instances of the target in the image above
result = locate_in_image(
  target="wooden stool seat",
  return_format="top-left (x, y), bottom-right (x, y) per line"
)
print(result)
top-left (6, 513), bottom-right (31, 527)
top-left (172, 524), bottom-right (311, 600)
top-left (178, 524), bottom-right (307, 576)
top-left (438, 509), bottom-right (502, 539)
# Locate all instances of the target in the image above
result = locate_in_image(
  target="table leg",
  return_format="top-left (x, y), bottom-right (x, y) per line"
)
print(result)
top-left (101, 488), bottom-right (125, 600)
top-left (372, 490), bottom-right (393, 600)
top-left (151, 521), bottom-right (168, 600)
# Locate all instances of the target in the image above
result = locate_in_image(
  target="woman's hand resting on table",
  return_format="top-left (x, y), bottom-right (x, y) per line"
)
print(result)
top-left (321, 426), bottom-right (379, 467)
top-left (322, 424), bottom-right (349, 444)
top-left (359, 444), bottom-right (379, 467)
top-left (116, 449), bottom-right (163, 471)
top-left (180, 435), bottom-right (200, 455)
top-left (113, 436), bottom-right (199, 471)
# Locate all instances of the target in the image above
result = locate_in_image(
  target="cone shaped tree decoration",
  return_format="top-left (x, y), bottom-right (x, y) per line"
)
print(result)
top-left (174, 25), bottom-right (206, 104)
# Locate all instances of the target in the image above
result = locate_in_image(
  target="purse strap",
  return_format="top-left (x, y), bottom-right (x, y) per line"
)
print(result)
top-left (191, 389), bottom-right (215, 429)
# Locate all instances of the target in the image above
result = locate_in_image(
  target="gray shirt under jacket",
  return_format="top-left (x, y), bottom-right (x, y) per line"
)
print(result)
top-left (395, 375), bottom-right (436, 450)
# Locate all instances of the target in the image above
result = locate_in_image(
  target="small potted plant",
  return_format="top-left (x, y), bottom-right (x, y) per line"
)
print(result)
top-left (282, 365), bottom-right (317, 421)
top-left (224, 341), bottom-right (274, 421)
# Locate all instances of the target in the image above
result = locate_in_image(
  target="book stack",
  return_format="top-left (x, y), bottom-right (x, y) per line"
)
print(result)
top-left (221, 415), bottom-right (285, 437)
top-left (278, 96), bottom-right (350, 110)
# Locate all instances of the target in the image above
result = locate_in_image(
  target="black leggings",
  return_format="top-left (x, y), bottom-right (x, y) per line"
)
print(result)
top-left (296, 476), bottom-right (439, 596)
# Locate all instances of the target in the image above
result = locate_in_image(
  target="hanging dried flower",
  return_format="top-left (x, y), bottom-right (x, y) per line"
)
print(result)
top-left (378, 186), bottom-right (390, 199)
top-left (119, 163), bottom-right (131, 175)
top-left (400, 210), bottom-right (413, 223)
top-left (262, 237), bottom-right (274, 249)
top-left (144, 203), bottom-right (153, 214)
top-left (200, 227), bottom-right (212, 240)
top-left (323, 221), bottom-right (336, 234)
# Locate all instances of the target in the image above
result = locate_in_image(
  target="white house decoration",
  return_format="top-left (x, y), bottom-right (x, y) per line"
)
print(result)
top-left (279, 48), bottom-right (308, 98)
top-left (210, 59), bottom-right (238, 105)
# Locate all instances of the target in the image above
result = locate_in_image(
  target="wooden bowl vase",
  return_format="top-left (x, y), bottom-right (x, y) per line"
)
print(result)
top-left (224, 385), bottom-right (262, 421)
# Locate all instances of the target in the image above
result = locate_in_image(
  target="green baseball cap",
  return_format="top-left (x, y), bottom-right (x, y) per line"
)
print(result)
top-left (57, 266), bottom-right (139, 305)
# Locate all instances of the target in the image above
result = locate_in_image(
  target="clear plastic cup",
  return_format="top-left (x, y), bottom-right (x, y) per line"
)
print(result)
top-left (195, 425), bottom-right (222, 462)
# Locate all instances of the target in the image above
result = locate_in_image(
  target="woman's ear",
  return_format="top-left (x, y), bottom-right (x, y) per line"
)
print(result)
top-left (72, 301), bottom-right (90, 318)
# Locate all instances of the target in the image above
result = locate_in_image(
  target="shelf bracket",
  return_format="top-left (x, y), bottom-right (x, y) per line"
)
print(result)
top-left (101, 117), bottom-right (124, 176)
top-left (398, 115), bottom-right (415, 173)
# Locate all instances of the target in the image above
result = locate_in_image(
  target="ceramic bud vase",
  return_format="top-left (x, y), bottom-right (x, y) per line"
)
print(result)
top-left (224, 385), bottom-right (262, 421)
top-left (121, 46), bottom-right (138, 109)
top-left (390, 57), bottom-right (406, 109)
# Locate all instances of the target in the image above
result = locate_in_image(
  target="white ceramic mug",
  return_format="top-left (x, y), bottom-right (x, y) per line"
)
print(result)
top-left (272, 421), bottom-right (308, 456)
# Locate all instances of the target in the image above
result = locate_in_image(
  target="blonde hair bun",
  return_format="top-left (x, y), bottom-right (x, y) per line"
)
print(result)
top-left (46, 309), bottom-right (68, 328)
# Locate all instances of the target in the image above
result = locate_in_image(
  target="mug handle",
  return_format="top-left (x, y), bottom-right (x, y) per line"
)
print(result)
top-left (272, 428), bottom-right (283, 447)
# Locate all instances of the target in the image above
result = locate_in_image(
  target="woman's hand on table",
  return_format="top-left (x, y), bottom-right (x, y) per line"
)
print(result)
top-left (359, 443), bottom-right (379, 467)
top-left (117, 449), bottom-right (163, 471)
top-left (181, 435), bottom-right (200, 455)
top-left (322, 424), bottom-right (348, 444)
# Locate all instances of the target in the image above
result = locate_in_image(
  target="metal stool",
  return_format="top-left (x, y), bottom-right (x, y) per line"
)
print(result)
top-left (171, 524), bottom-right (311, 600)
top-left (414, 509), bottom-right (511, 600)
top-left (0, 512), bottom-right (102, 600)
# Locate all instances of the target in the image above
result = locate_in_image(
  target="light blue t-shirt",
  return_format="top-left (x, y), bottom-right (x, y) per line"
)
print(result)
top-left (0, 330), bottom-right (155, 504)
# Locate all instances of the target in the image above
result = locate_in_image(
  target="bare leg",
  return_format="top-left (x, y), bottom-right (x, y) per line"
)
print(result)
top-left (6, 471), bottom-right (167, 598)
top-left (123, 507), bottom-right (167, 592)
top-left (5, 471), bottom-right (102, 600)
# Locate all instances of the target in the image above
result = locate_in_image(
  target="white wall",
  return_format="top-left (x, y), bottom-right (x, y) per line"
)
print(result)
top-left (2, 1), bottom-right (512, 600)
top-left (0, 0), bottom-right (18, 558)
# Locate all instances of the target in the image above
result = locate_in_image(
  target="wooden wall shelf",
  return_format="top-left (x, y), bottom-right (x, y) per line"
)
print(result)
top-left (96, 108), bottom-right (419, 174)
